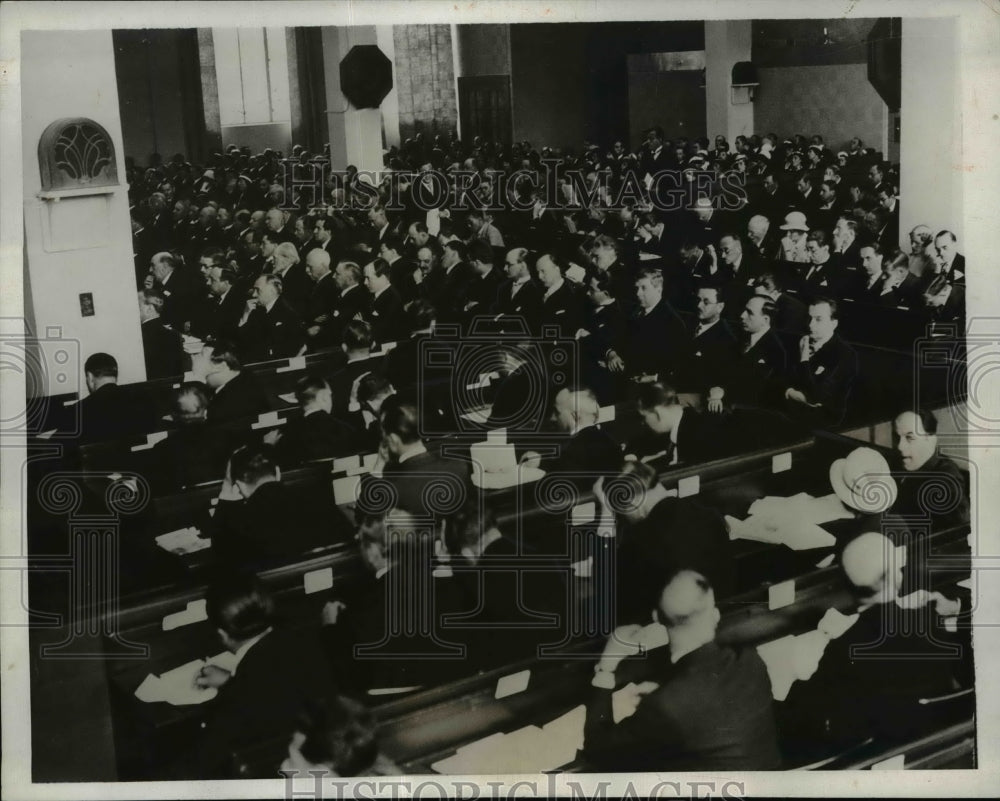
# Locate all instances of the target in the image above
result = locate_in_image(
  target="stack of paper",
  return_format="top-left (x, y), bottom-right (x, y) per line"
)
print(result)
top-left (727, 493), bottom-right (846, 550)
top-left (155, 527), bottom-right (210, 555)
top-left (133, 651), bottom-right (238, 706)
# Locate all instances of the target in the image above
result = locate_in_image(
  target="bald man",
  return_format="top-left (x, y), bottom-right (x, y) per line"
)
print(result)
top-left (520, 387), bottom-right (621, 482)
top-left (303, 249), bottom-right (340, 349)
top-left (583, 571), bottom-right (781, 771)
top-left (780, 532), bottom-right (969, 762)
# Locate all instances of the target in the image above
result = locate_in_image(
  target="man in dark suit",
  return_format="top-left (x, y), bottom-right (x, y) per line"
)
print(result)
top-left (492, 247), bottom-right (542, 335)
top-left (267, 375), bottom-right (359, 467)
top-left (583, 570), bottom-right (780, 771)
top-left (934, 230), bottom-right (966, 287)
top-left (780, 532), bottom-right (968, 764)
top-left (329, 260), bottom-right (370, 345)
top-left (150, 382), bottom-right (233, 491)
top-left (75, 353), bottom-right (156, 443)
top-left (235, 274), bottom-right (306, 363)
top-left (192, 572), bottom-right (337, 778)
top-left (722, 295), bottom-right (787, 409)
top-left (363, 258), bottom-right (408, 346)
top-left (193, 265), bottom-right (245, 342)
top-left (784, 297), bottom-right (858, 426)
top-left (376, 399), bottom-right (471, 521)
top-left (536, 252), bottom-right (586, 338)
top-left (461, 240), bottom-right (503, 328)
top-left (271, 241), bottom-right (312, 319)
top-left (801, 230), bottom-right (848, 301)
top-left (631, 381), bottom-right (731, 465)
top-left (888, 409), bottom-right (970, 534)
top-left (379, 232), bottom-right (419, 303)
top-left (579, 271), bottom-right (629, 404)
top-left (137, 289), bottom-right (185, 379)
top-left (204, 444), bottom-right (349, 566)
top-left (755, 271), bottom-right (809, 339)
top-left (520, 388), bottom-right (621, 482)
top-left (322, 511), bottom-right (470, 695)
top-left (198, 341), bottom-right (271, 424)
top-left (590, 234), bottom-right (637, 318)
top-left (830, 216), bottom-right (864, 273)
top-left (301, 249), bottom-right (340, 351)
top-left (433, 239), bottom-right (474, 326)
top-left (328, 320), bottom-right (385, 418)
top-left (673, 284), bottom-right (739, 398)
top-left (302, 216), bottom-right (339, 261)
top-left (148, 251), bottom-right (202, 331)
top-left (618, 269), bottom-right (688, 383)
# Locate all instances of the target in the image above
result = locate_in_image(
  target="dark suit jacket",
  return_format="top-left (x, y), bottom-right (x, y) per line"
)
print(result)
top-left (799, 260), bottom-right (848, 301)
top-left (368, 287), bottom-right (408, 346)
top-left (616, 495), bottom-right (736, 622)
top-left (461, 268), bottom-right (503, 323)
top-left (788, 334), bottom-right (858, 425)
top-left (583, 642), bottom-right (781, 771)
top-left (273, 264), bottom-right (312, 318)
top-left (492, 278), bottom-right (543, 334)
top-left (207, 481), bottom-right (349, 568)
top-left (887, 453), bottom-right (970, 535)
top-left (538, 281), bottom-right (586, 338)
top-left (538, 424), bottom-right (622, 480)
top-left (76, 383), bottom-right (157, 444)
top-left (324, 568), bottom-right (471, 695)
top-left (486, 364), bottom-right (552, 434)
top-left (236, 298), bottom-right (305, 363)
top-left (772, 292), bottom-right (810, 336)
top-left (275, 410), bottom-right (359, 467)
top-left (141, 318), bottom-right (185, 379)
top-left (155, 268), bottom-right (203, 329)
top-left (432, 262), bottom-right (474, 324)
top-left (781, 601), bottom-right (966, 759)
top-left (149, 422), bottom-right (233, 491)
top-left (192, 288), bottom-right (245, 342)
top-left (379, 450), bottom-right (471, 519)
top-left (328, 356), bottom-right (386, 417)
top-left (726, 329), bottom-right (788, 407)
top-left (330, 284), bottom-right (371, 345)
top-left (626, 300), bottom-right (689, 380)
top-left (207, 371), bottom-right (271, 424)
top-left (302, 273), bottom-right (340, 348)
top-left (674, 319), bottom-right (740, 394)
top-left (198, 628), bottom-right (336, 778)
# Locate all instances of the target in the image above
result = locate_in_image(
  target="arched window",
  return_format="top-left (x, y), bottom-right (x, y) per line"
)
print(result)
top-left (38, 118), bottom-right (119, 192)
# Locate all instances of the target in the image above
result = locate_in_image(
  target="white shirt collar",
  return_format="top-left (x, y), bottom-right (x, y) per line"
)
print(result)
top-left (695, 318), bottom-right (719, 335)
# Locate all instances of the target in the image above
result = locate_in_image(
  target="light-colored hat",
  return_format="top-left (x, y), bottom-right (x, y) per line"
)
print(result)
top-left (829, 447), bottom-right (898, 513)
top-left (780, 211), bottom-right (810, 232)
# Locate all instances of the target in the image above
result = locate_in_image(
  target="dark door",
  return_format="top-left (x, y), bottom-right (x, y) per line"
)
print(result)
top-left (458, 75), bottom-right (512, 145)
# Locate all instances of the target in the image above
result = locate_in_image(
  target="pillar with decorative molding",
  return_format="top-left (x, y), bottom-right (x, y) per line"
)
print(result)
top-left (704, 21), bottom-right (754, 146)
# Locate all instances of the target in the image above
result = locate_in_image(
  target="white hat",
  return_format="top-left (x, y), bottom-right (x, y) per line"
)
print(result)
top-left (779, 211), bottom-right (810, 232)
top-left (829, 447), bottom-right (898, 513)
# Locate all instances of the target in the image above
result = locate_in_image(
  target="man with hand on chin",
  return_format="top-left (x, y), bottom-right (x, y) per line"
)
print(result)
top-left (784, 297), bottom-right (858, 426)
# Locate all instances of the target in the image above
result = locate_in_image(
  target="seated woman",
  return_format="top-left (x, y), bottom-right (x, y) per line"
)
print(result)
top-left (280, 695), bottom-right (401, 778)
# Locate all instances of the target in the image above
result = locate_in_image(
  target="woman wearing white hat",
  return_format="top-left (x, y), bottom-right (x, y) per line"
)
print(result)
top-left (778, 211), bottom-right (810, 263)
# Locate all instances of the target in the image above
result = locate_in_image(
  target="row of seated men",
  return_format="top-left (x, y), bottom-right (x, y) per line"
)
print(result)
top-left (170, 436), bottom-right (970, 778)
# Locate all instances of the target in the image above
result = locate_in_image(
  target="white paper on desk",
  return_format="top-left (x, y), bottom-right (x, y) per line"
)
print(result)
top-left (333, 474), bottom-right (362, 506)
top-left (276, 356), bottom-right (307, 373)
top-left (638, 251), bottom-right (660, 262)
top-left (871, 753), bottom-right (906, 770)
top-left (158, 659), bottom-right (218, 706)
top-left (726, 514), bottom-right (836, 551)
top-left (817, 607), bottom-right (859, 640)
top-left (186, 598), bottom-right (207, 620)
top-left (277, 392), bottom-right (297, 404)
top-left (37, 428), bottom-right (58, 440)
top-left (749, 492), bottom-right (852, 526)
top-left (303, 567), bottom-right (334, 595)
top-left (677, 475), bottom-right (700, 498)
top-left (155, 527), bottom-right (210, 556)
top-left (495, 669), bottom-right (531, 699)
top-left (134, 673), bottom-right (165, 703)
top-left (571, 501), bottom-right (597, 525)
top-left (251, 412), bottom-right (284, 430)
top-left (433, 726), bottom-right (553, 775)
top-left (541, 704), bottom-right (586, 756)
top-left (597, 405), bottom-right (616, 423)
top-left (333, 455), bottom-right (361, 472)
top-left (459, 406), bottom-right (492, 425)
top-left (471, 466), bottom-right (545, 490)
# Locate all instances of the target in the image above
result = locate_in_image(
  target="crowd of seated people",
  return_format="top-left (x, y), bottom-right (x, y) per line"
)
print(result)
top-left (49, 129), bottom-right (974, 777)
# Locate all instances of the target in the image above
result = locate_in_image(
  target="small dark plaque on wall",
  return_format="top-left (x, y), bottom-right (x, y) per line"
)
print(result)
top-left (79, 293), bottom-right (95, 317)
